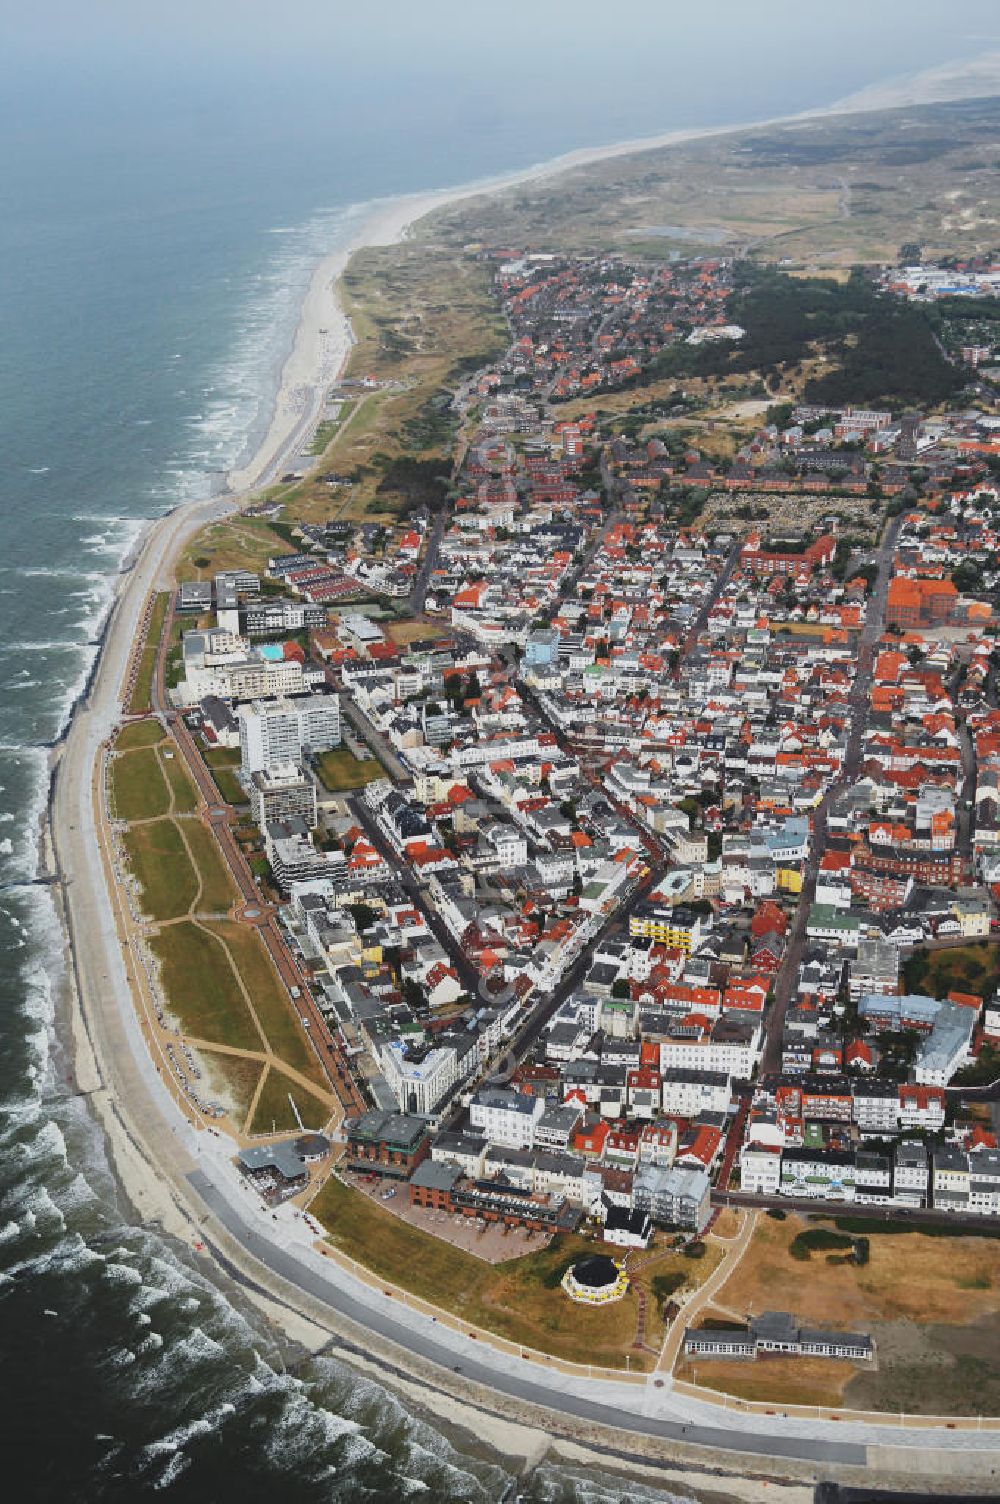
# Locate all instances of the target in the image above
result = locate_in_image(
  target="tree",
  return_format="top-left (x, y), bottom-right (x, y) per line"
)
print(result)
top-left (403, 974), bottom-right (424, 1010)
top-left (765, 401), bottom-right (795, 430)
top-left (610, 978), bottom-right (631, 1000)
top-left (347, 902), bottom-right (378, 934)
top-left (952, 561), bottom-right (984, 593)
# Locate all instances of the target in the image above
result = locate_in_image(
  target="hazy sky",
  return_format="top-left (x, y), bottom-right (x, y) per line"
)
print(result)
top-left (5, 0), bottom-right (1000, 76)
top-left (3, 1), bottom-right (1000, 191)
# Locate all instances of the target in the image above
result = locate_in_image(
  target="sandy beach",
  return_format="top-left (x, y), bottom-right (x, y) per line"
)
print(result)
top-left (47, 52), bottom-right (1000, 1496)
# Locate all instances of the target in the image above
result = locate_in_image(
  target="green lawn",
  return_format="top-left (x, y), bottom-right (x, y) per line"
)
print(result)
top-left (150, 921), bottom-right (260, 1050)
top-left (159, 748), bottom-right (200, 814)
top-left (248, 1065), bottom-right (332, 1135)
top-left (310, 1176), bottom-right (640, 1368)
top-left (128, 593), bottom-right (169, 716)
top-left (122, 819), bottom-right (198, 920)
top-left (204, 920), bottom-right (326, 1088)
top-left (181, 819), bottom-right (238, 914)
top-left (111, 747), bottom-right (170, 821)
top-left (315, 747), bottom-right (384, 791)
top-left (202, 745), bottom-right (242, 769)
top-left (211, 768), bottom-right (247, 806)
top-left (117, 719), bottom-right (165, 751)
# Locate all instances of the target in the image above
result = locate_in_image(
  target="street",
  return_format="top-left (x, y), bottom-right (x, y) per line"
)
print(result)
top-left (759, 513), bottom-right (902, 1075)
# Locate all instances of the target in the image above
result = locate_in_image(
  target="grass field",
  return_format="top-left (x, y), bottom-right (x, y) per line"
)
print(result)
top-left (311, 1176), bottom-right (651, 1368)
top-left (846, 1312), bottom-right (1000, 1417)
top-left (117, 719), bottom-right (165, 751)
top-left (123, 819), bottom-right (198, 921)
top-left (315, 747), bottom-right (383, 792)
top-left (676, 1354), bottom-right (851, 1409)
top-left (247, 1065), bottom-right (332, 1136)
top-left (159, 748), bottom-right (200, 814)
top-left (203, 921), bottom-right (326, 1089)
top-left (711, 1212), bottom-right (998, 1332)
top-left (682, 1211), bottom-right (1000, 1410)
top-left (181, 820), bottom-right (238, 914)
top-left (385, 620), bottom-right (446, 648)
top-left (111, 746), bottom-right (170, 821)
top-left (150, 921), bottom-right (260, 1051)
top-left (711, 1208), bottom-right (742, 1239)
top-left (204, 1053), bottom-right (263, 1126)
top-left (128, 593), bottom-right (169, 715)
top-left (178, 516), bottom-right (294, 581)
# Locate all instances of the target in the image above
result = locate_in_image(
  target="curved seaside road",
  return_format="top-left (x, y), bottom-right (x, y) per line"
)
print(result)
top-left (189, 1169), bottom-right (866, 1468)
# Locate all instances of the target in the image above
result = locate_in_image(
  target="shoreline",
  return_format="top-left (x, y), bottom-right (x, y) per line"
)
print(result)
top-left (46, 64), bottom-right (1000, 1497)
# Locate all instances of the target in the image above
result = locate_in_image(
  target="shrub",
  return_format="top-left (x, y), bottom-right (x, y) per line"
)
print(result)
top-left (766, 1208), bottom-right (787, 1221)
top-left (789, 1228), bottom-right (853, 1260)
top-left (651, 1271), bottom-right (686, 1310)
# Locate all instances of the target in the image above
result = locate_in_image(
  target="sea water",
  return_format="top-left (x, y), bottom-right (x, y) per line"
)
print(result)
top-left (0, 22), bottom-right (987, 1499)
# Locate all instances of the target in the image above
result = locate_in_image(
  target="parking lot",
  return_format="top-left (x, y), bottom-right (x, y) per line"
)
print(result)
top-left (345, 1171), bottom-right (554, 1264)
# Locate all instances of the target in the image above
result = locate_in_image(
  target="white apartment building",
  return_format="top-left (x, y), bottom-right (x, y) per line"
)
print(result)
top-left (914, 1001), bottom-right (976, 1087)
top-left (969, 1150), bottom-right (1000, 1216)
top-left (932, 1148), bottom-right (970, 1213)
top-left (381, 1040), bottom-right (461, 1117)
top-left (739, 1142), bottom-right (782, 1195)
top-left (189, 656), bottom-right (317, 706)
top-left (239, 694), bottom-right (340, 773)
top-left (480, 823), bottom-right (528, 868)
top-left (449, 734), bottom-right (542, 770)
top-left (852, 1081), bottom-right (900, 1136)
top-left (469, 1087), bottom-right (545, 1149)
top-left (897, 1085), bottom-right (946, 1133)
top-left (658, 1029), bottom-right (760, 1080)
top-left (660, 1068), bottom-right (731, 1119)
top-left (893, 1140), bottom-right (929, 1208)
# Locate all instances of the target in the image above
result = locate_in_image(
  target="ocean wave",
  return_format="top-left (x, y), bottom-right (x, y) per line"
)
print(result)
top-left (142, 1398), bottom-right (239, 1458)
top-left (0, 639), bottom-right (89, 653)
top-left (0, 747), bottom-right (47, 880)
top-left (3, 1230), bottom-right (106, 1282)
top-left (104, 1261), bottom-right (145, 1287)
top-left (9, 566), bottom-right (108, 581)
top-left (151, 1452), bottom-right (191, 1490)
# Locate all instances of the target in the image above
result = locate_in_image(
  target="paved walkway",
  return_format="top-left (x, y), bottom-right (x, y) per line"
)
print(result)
top-left (657, 1209), bottom-right (758, 1373)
